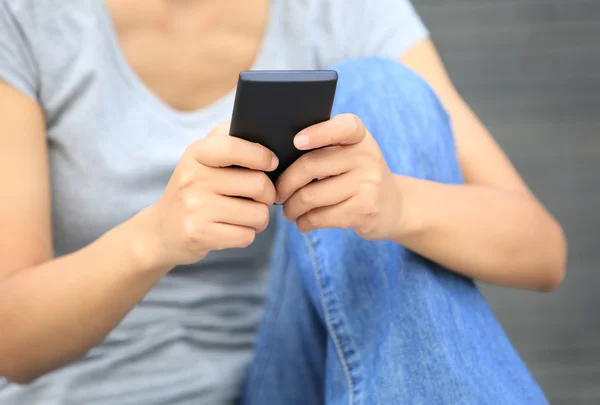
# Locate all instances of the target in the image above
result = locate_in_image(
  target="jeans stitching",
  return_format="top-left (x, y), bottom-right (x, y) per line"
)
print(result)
top-left (303, 232), bottom-right (358, 405)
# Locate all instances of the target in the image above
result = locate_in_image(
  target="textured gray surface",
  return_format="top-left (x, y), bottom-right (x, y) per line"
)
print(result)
top-left (414, 0), bottom-right (600, 403)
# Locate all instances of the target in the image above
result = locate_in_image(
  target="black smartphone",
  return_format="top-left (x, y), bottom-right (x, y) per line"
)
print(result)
top-left (230, 70), bottom-right (338, 182)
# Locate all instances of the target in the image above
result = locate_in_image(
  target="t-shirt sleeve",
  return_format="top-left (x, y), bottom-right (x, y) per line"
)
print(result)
top-left (315, 0), bottom-right (429, 68)
top-left (0, 0), bottom-right (39, 100)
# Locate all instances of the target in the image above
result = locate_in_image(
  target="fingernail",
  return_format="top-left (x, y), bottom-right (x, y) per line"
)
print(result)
top-left (275, 196), bottom-right (285, 205)
top-left (294, 133), bottom-right (310, 149)
top-left (270, 155), bottom-right (279, 171)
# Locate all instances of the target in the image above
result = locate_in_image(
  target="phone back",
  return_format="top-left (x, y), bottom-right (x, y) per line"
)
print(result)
top-left (230, 70), bottom-right (338, 182)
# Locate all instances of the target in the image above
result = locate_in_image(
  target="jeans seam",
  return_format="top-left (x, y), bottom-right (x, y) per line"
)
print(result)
top-left (304, 232), bottom-right (358, 405)
top-left (246, 253), bottom-right (291, 403)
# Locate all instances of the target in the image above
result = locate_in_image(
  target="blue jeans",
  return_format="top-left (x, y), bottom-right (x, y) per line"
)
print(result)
top-left (241, 58), bottom-right (548, 405)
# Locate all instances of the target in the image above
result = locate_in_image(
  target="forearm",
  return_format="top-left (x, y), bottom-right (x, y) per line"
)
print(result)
top-left (394, 175), bottom-right (567, 291)
top-left (0, 210), bottom-right (169, 384)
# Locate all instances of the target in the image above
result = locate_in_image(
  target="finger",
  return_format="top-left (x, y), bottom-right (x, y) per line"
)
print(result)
top-left (275, 146), bottom-right (357, 204)
top-left (205, 121), bottom-right (231, 138)
top-left (184, 193), bottom-right (268, 239)
top-left (189, 134), bottom-right (279, 172)
top-left (296, 198), bottom-right (355, 233)
top-left (204, 222), bottom-right (257, 250)
top-left (211, 167), bottom-right (276, 205)
top-left (294, 114), bottom-right (366, 151)
top-left (183, 166), bottom-right (275, 206)
top-left (283, 172), bottom-right (358, 222)
top-left (209, 194), bottom-right (271, 232)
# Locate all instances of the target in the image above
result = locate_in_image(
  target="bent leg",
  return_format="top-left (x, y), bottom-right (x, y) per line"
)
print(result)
top-left (241, 215), bottom-right (326, 405)
top-left (242, 58), bottom-right (547, 405)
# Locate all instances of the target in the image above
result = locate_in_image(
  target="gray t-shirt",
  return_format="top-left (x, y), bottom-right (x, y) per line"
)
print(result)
top-left (0, 0), bottom-right (427, 403)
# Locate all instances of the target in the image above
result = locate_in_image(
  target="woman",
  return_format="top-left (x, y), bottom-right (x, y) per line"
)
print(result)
top-left (0, 0), bottom-right (566, 404)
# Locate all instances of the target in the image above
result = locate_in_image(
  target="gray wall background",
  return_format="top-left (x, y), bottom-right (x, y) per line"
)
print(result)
top-left (413, 0), bottom-right (600, 403)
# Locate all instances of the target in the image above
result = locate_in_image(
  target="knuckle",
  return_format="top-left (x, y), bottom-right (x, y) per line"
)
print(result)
top-left (179, 172), bottom-right (196, 190)
top-left (358, 189), bottom-right (381, 216)
top-left (353, 200), bottom-right (379, 238)
top-left (250, 173), bottom-right (274, 201)
top-left (257, 205), bottom-right (270, 231)
top-left (257, 173), bottom-right (271, 195)
top-left (218, 136), bottom-right (234, 157)
top-left (182, 218), bottom-right (201, 244)
top-left (177, 163), bottom-right (211, 190)
top-left (300, 153), bottom-right (318, 175)
top-left (238, 230), bottom-right (256, 248)
top-left (359, 180), bottom-right (376, 197)
top-left (182, 193), bottom-right (202, 213)
top-left (265, 186), bottom-right (277, 205)
top-left (282, 204), bottom-right (293, 221)
top-left (260, 149), bottom-right (273, 169)
top-left (362, 168), bottom-right (384, 187)
top-left (224, 137), bottom-right (236, 157)
top-left (358, 151), bottom-right (382, 169)
top-left (338, 113), bottom-right (362, 136)
top-left (349, 113), bottom-right (362, 132)
top-left (299, 186), bottom-right (316, 207)
top-left (306, 212), bottom-right (320, 228)
top-left (297, 220), bottom-right (310, 233)
top-left (362, 198), bottom-right (380, 217)
top-left (178, 172), bottom-right (197, 190)
top-left (357, 221), bottom-right (377, 238)
top-left (196, 250), bottom-right (209, 261)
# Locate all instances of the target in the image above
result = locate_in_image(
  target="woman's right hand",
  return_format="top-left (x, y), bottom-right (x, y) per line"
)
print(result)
top-left (138, 123), bottom-right (279, 270)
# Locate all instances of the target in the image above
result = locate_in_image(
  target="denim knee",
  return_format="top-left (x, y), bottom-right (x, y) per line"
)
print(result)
top-left (331, 57), bottom-right (449, 125)
top-left (330, 57), bottom-right (462, 184)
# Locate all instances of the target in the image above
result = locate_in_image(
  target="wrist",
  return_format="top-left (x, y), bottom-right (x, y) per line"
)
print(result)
top-left (390, 175), bottom-right (428, 244)
top-left (110, 207), bottom-right (174, 277)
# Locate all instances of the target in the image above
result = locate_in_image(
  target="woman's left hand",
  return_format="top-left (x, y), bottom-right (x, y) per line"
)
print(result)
top-left (276, 114), bottom-right (402, 241)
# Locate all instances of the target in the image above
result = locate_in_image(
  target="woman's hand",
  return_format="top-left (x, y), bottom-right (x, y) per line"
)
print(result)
top-left (141, 123), bottom-right (278, 270)
top-left (276, 114), bottom-right (401, 241)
